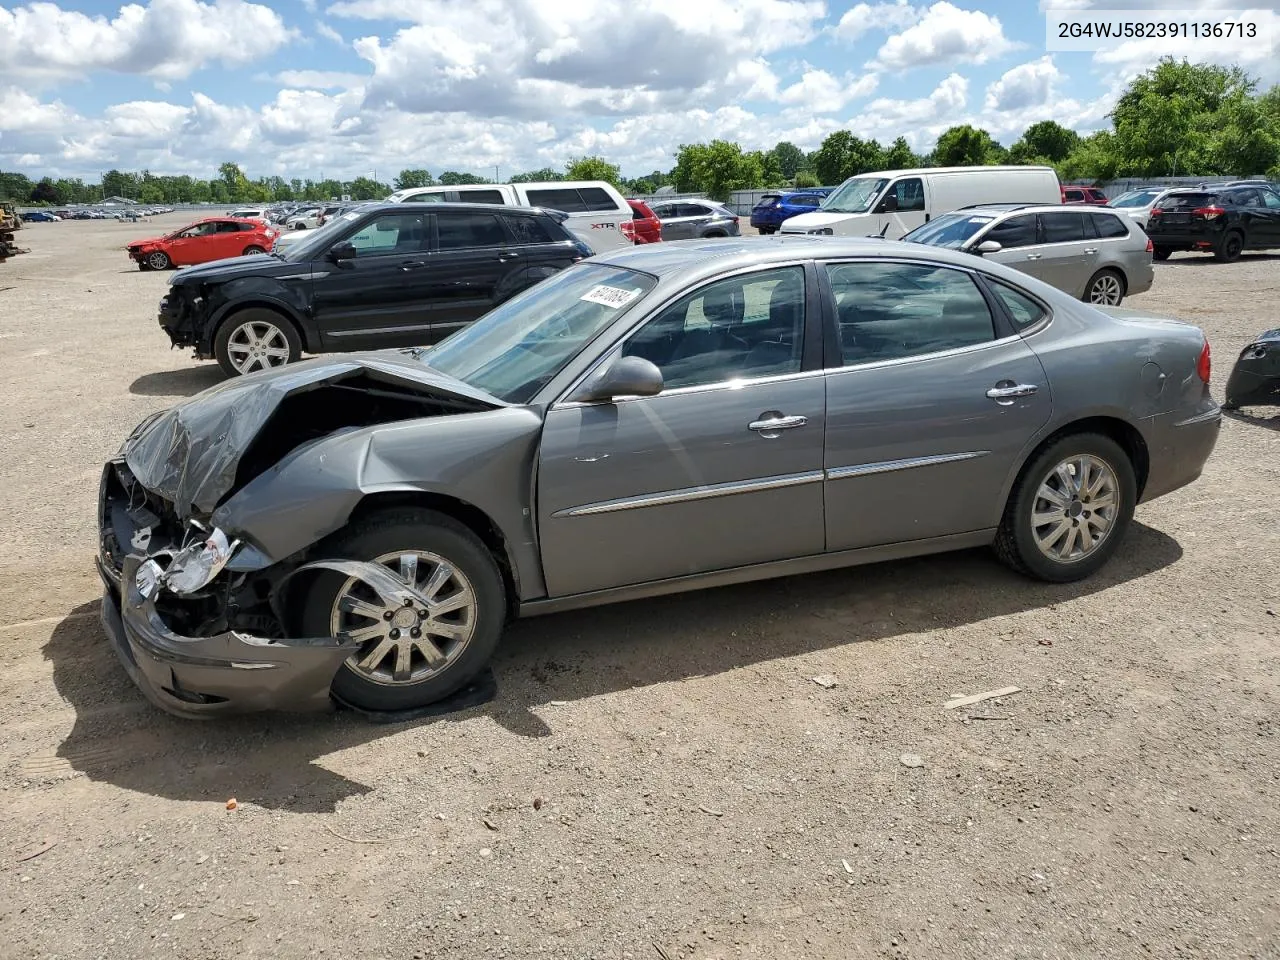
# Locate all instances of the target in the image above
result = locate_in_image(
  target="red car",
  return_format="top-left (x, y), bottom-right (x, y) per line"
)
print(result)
top-left (621, 199), bottom-right (662, 244)
top-left (1061, 186), bottom-right (1110, 206)
top-left (127, 217), bottom-right (277, 271)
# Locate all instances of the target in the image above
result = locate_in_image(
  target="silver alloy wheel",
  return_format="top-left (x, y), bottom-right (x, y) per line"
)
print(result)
top-left (1031, 454), bottom-right (1120, 563)
top-left (330, 551), bottom-right (478, 686)
top-left (1089, 273), bottom-right (1123, 305)
top-left (224, 320), bottom-right (291, 374)
top-left (146, 251), bottom-right (169, 270)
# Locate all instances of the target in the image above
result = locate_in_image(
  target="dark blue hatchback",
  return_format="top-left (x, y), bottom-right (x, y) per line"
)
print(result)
top-left (749, 189), bottom-right (833, 233)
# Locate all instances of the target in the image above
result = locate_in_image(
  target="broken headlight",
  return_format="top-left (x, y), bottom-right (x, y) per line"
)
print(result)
top-left (136, 526), bottom-right (240, 599)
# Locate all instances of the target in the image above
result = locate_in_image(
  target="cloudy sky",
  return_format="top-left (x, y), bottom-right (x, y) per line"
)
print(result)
top-left (2, 0), bottom-right (1278, 182)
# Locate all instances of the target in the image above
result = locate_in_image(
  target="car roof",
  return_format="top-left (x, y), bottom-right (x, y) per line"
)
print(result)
top-left (593, 235), bottom-right (1000, 284)
top-left (358, 201), bottom-right (556, 216)
top-left (956, 203), bottom-right (1122, 216)
top-left (839, 165), bottom-right (1054, 179)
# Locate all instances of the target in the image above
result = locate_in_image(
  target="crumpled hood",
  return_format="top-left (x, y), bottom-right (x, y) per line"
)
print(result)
top-left (123, 352), bottom-right (501, 518)
top-left (128, 235), bottom-right (167, 249)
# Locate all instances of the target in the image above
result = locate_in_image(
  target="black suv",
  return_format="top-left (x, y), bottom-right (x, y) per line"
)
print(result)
top-left (1145, 184), bottom-right (1280, 262)
top-left (158, 202), bottom-right (593, 376)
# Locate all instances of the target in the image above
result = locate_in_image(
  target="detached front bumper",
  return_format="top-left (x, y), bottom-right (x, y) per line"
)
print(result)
top-left (1225, 331), bottom-right (1280, 409)
top-left (97, 460), bottom-right (355, 718)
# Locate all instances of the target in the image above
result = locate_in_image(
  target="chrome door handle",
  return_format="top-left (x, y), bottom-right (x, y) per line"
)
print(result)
top-left (749, 414), bottom-right (808, 436)
top-left (401, 260), bottom-right (426, 270)
top-left (986, 383), bottom-right (1039, 404)
top-left (1083, 247), bottom-right (1098, 254)
top-left (497, 250), bottom-right (521, 263)
top-left (1024, 253), bottom-right (1042, 260)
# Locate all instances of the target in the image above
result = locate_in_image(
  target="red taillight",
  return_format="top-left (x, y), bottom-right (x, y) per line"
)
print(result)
top-left (1196, 339), bottom-right (1211, 384)
top-left (620, 220), bottom-right (635, 240)
top-left (730, 216), bottom-right (739, 224)
top-left (1149, 207), bottom-right (1162, 217)
top-left (1193, 206), bottom-right (1225, 218)
top-left (1145, 237), bottom-right (1153, 253)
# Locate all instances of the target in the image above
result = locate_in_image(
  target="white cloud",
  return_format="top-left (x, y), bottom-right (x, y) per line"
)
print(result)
top-left (833, 1), bottom-right (921, 42)
top-left (984, 56), bottom-right (1060, 111)
top-left (870, 1), bottom-right (1020, 70)
top-left (775, 69), bottom-right (880, 111)
top-left (315, 21), bottom-right (344, 44)
top-left (0, 0), bottom-right (296, 85)
top-left (275, 69), bottom-right (366, 90)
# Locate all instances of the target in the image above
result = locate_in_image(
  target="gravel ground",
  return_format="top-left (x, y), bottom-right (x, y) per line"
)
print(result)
top-left (1, 215), bottom-right (1278, 960)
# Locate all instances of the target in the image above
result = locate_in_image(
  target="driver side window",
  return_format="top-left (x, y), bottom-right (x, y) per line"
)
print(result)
top-left (622, 266), bottom-right (806, 389)
top-left (891, 178), bottom-right (925, 212)
top-left (345, 213), bottom-right (427, 256)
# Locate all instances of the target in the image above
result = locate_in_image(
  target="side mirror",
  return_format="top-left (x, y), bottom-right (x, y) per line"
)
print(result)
top-left (972, 239), bottom-right (1003, 255)
top-left (876, 194), bottom-right (899, 214)
top-left (572, 355), bottom-right (664, 403)
top-left (328, 240), bottom-right (356, 262)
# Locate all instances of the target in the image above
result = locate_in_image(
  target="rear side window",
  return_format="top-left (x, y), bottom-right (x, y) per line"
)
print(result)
top-left (434, 211), bottom-right (506, 249)
top-left (505, 215), bottom-right (557, 244)
top-left (1086, 189), bottom-right (1107, 202)
top-left (238, 222), bottom-right (258, 232)
top-left (987, 279), bottom-right (1048, 329)
top-left (1041, 212), bottom-right (1086, 243)
top-left (526, 188), bottom-right (588, 213)
top-left (826, 261), bottom-right (996, 365)
top-left (1092, 213), bottom-right (1130, 238)
top-left (578, 187), bottom-right (620, 212)
top-left (1064, 190), bottom-right (1083, 201)
top-left (792, 194), bottom-right (821, 207)
top-left (985, 214), bottom-right (1038, 249)
top-left (457, 189), bottom-right (506, 205)
top-left (215, 221), bottom-right (241, 233)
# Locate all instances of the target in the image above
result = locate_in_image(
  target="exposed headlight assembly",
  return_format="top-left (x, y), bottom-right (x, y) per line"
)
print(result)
top-left (136, 526), bottom-right (240, 599)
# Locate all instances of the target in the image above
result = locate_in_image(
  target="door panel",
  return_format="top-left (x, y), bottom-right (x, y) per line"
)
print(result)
top-left (822, 260), bottom-right (1051, 551)
top-left (1037, 212), bottom-right (1093, 295)
top-left (976, 214), bottom-right (1046, 281)
top-left (537, 263), bottom-right (824, 596)
top-left (874, 177), bottom-right (928, 238)
top-left (310, 212), bottom-right (433, 350)
top-left (538, 378), bottom-right (826, 596)
top-left (426, 211), bottom-right (514, 341)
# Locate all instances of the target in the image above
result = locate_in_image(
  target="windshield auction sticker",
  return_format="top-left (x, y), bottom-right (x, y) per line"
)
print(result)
top-left (1045, 8), bottom-right (1273, 51)
top-left (580, 284), bottom-right (641, 308)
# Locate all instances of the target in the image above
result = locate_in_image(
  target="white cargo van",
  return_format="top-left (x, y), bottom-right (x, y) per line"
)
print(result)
top-left (385, 181), bottom-right (634, 252)
top-left (780, 166), bottom-right (1060, 240)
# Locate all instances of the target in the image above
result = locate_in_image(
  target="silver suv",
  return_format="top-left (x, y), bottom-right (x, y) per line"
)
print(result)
top-left (904, 204), bottom-right (1154, 305)
top-left (648, 198), bottom-right (742, 240)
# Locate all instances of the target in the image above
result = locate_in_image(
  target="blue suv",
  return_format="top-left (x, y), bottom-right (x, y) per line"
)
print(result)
top-left (750, 188), bottom-right (833, 234)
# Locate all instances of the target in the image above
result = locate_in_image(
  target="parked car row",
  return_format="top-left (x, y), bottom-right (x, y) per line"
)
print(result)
top-left (21, 205), bottom-right (174, 222)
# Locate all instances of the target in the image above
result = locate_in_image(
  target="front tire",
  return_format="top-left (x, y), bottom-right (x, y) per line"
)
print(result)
top-left (1085, 268), bottom-right (1125, 306)
top-left (297, 509), bottom-right (506, 712)
top-left (146, 251), bottom-right (171, 270)
top-left (242, 245), bottom-right (265, 256)
top-left (994, 432), bottom-right (1136, 583)
top-left (213, 308), bottom-right (301, 377)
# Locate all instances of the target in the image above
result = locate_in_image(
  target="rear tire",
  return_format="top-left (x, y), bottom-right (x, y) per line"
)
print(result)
top-left (242, 245), bottom-right (265, 256)
top-left (1214, 231), bottom-right (1244, 262)
top-left (1084, 268), bottom-right (1125, 306)
top-left (213, 308), bottom-right (301, 377)
top-left (1152, 246), bottom-right (1172, 261)
top-left (994, 432), bottom-right (1136, 583)
top-left (296, 509), bottom-right (506, 713)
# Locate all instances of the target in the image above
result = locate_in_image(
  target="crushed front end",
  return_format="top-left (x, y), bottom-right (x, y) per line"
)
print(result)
top-left (157, 286), bottom-right (210, 353)
top-left (1225, 329), bottom-right (1280, 410)
top-left (96, 458), bottom-right (356, 718)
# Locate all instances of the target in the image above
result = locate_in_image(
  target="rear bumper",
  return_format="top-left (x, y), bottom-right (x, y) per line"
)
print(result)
top-left (1225, 336), bottom-right (1280, 408)
top-left (1145, 226), bottom-right (1223, 247)
top-left (1140, 404), bottom-right (1222, 502)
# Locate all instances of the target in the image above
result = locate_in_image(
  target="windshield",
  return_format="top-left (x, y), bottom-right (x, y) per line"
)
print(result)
top-left (1110, 190), bottom-right (1161, 208)
top-left (280, 210), bottom-right (363, 261)
top-left (821, 177), bottom-right (889, 214)
top-left (903, 212), bottom-right (997, 249)
top-left (423, 263), bottom-right (657, 404)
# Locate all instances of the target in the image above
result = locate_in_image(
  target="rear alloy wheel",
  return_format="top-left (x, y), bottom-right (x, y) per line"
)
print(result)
top-left (146, 250), bottom-right (171, 270)
top-left (994, 433), bottom-right (1136, 582)
top-left (242, 245), bottom-right (266, 256)
top-left (213, 309), bottom-right (301, 376)
top-left (1086, 269), bottom-right (1125, 306)
top-left (1214, 231), bottom-right (1243, 263)
top-left (297, 509), bottom-right (506, 712)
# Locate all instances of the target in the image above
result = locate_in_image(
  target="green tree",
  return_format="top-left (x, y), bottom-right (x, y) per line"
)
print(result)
top-left (191, 179), bottom-right (212, 203)
top-left (102, 169), bottom-right (138, 200)
top-left (438, 171), bottom-right (488, 185)
top-left (565, 155), bottom-right (621, 186)
top-left (626, 178), bottom-right (655, 195)
top-left (813, 131), bottom-right (886, 185)
top-left (394, 169), bottom-right (433, 189)
top-left (218, 162), bottom-right (251, 201)
top-left (931, 125), bottom-right (1005, 166)
top-left (1008, 120), bottom-right (1080, 165)
top-left (882, 136), bottom-right (919, 171)
top-left (0, 171), bottom-right (34, 200)
top-left (793, 170), bottom-right (821, 188)
top-left (138, 182), bottom-right (164, 204)
top-left (672, 140), bottom-right (765, 201)
top-left (770, 141), bottom-right (805, 178)
top-left (209, 179), bottom-right (230, 204)
top-left (1057, 131), bottom-right (1120, 183)
top-left (349, 176), bottom-right (389, 200)
top-left (30, 178), bottom-right (61, 204)
top-left (509, 167), bottom-right (563, 183)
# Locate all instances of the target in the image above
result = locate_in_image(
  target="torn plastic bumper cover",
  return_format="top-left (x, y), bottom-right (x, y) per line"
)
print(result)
top-left (1225, 328), bottom-right (1280, 409)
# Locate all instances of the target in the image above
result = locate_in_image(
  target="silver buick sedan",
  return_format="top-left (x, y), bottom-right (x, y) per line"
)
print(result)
top-left (98, 236), bottom-right (1221, 717)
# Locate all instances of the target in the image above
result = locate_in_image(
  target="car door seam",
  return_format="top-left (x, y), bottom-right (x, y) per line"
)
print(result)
top-left (552, 470), bottom-right (824, 518)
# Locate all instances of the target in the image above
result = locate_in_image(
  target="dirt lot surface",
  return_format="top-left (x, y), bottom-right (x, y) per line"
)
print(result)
top-left (1, 214), bottom-right (1278, 960)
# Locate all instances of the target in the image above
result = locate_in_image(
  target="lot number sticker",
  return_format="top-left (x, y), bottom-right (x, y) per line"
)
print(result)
top-left (580, 284), bottom-right (640, 308)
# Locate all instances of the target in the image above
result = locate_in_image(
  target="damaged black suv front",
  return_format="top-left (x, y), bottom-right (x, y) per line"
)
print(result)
top-left (96, 353), bottom-right (535, 718)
